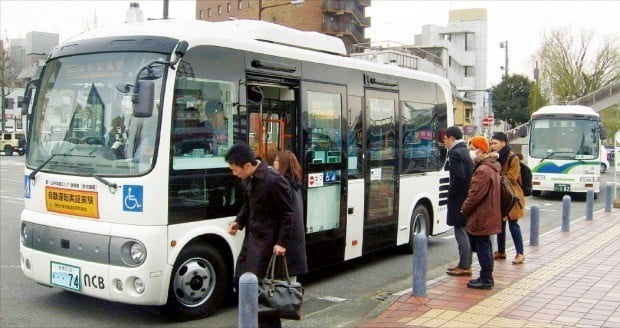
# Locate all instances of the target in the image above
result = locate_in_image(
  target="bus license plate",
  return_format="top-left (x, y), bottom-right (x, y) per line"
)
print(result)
top-left (50, 261), bottom-right (81, 291)
top-left (554, 184), bottom-right (571, 192)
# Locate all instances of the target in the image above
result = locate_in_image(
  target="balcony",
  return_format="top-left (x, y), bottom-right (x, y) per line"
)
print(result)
top-left (323, 0), bottom-right (371, 27)
top-left (323, 21), bottom-right (368, 44)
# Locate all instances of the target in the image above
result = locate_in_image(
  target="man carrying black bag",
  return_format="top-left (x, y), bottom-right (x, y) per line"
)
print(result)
top-left (226, 143), bottom-right (306, 328)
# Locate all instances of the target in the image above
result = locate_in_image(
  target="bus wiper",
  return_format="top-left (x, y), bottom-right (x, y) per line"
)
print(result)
top-left (540, 151), bottom-right (573, 162)
top-left (77, 168), bottom-right (118, 191)
top-left (29, 148), bottom-right (76, 181)
top-left (29, 149), bottom-right (98, 181)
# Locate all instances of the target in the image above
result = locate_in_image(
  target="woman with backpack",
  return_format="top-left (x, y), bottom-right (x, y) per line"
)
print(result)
top-left (490, 132), bottom-right (525, 265)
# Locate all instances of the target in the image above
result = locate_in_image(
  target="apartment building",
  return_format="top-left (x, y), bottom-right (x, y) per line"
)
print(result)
top-left (196, 0), bottom-right (370, 53)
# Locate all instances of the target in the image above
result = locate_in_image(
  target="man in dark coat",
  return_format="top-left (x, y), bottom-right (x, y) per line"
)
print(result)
top-left (226, 143), bottom-right (296, 328)
top-left (443, 126), bottom-right (474, 276)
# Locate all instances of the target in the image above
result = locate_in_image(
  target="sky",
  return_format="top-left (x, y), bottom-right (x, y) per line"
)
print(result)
top-left (1, 0), bottom-right (619, 87)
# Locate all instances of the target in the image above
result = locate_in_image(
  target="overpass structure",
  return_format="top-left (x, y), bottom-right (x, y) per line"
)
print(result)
top-left (507, 80), bottom-right (620, 146)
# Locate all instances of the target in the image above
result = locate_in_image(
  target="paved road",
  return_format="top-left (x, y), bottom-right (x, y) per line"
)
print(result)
top-left (1, 154), bottom-right (615, 327)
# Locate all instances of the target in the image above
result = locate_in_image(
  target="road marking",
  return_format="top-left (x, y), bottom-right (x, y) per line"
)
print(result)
top-left (315, 296), bottom-right (347, 303)
top-left (1, 196), bottom-right (24, 201)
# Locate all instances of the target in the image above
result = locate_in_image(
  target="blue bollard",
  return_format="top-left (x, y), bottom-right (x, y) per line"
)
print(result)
top-left (605, 182), bottom-right (613, 213)
top-left (561, 195), bottom-right (571, 232)
top-left (530, 204), bottom-right (540, 246)
top-left (586, 189), bottom-right (594, 220)
top-left (412, 232), bottom-right (428, 297)
top-left (239, 272), bottom-right (258, 328)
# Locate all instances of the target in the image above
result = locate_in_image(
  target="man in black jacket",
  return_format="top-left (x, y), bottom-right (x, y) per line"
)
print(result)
top-left (443, 126), bottom-right (474, 276)
top-left (226, 143), bottom-right (296, 328)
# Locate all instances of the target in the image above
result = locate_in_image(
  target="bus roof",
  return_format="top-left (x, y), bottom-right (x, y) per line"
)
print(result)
top-left (61, 19), bottom-right (451, 89)
top-left (532, 105), bottom-right (599, 118)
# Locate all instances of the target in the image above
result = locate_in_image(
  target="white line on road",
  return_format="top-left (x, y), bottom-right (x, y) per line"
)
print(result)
top-left (1, 196), bottom-right (25, 202)
top-left (315, 296), bottom-right (347, 303)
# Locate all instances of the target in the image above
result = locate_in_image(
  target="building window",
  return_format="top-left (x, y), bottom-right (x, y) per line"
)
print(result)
top-left (465, 67), bottom-right (475, 77)
top-left (227, 3), bottom-right (232, 12)
top-left (218, 5), bottom-right (222, 14)
top-left (208, 8), bottom-right (212, 17)
top-left (238, 0), bottom-right (243, 10)
top-left (199, 10), bottom-right (203, 19)
top-left (448, 56), bottom-right (452, 67)
top-left (443, 33), bottom-right (451, 41)
top-left (249, 0), bottom-right (253, 8)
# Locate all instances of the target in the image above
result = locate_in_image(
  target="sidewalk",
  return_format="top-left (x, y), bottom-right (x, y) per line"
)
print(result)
top-left (361, 210), bottom-right (620, 327)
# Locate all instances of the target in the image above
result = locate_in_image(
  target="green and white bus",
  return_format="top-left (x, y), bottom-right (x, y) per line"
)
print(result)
top-left (528, 105), bottom-right (605, 197)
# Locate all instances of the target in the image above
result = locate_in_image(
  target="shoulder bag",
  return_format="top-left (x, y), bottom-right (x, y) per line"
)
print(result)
top-left (258, 254), bottom-right (304, 320)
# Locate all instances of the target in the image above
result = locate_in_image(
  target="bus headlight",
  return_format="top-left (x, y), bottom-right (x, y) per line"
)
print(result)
top-left (110, 238), bottom-right (148, 267)
top-left (580, 177), bottom-right (595, 182)
top-left (129, 242), bottom-right (146, 264)
top-left (533, 175), bottom-right (546, 181)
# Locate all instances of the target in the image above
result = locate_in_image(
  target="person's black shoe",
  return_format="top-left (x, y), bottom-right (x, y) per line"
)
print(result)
top-left (467, 278), bottom-right (493, 289)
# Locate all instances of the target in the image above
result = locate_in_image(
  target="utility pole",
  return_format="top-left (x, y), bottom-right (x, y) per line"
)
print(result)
top-left (500, 40), bottom-right (508, 79)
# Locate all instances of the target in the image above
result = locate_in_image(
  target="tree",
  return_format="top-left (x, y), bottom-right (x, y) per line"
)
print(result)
top-left (1, 33), bottom-right (19, 131)
top-left (599, 104), bottom-right (620, 145)
top-left (491, 74), bottom-right (533, 126)
top-left (537, 28), bottom-right (620, 103)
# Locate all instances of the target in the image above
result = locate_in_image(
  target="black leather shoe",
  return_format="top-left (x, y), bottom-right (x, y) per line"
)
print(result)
top-left (467, 278), bottom-right (493, 289)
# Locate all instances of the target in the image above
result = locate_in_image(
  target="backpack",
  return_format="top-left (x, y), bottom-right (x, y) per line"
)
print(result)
top-left (500, 174), bottom-right (518, 218)
top-left (509, 153), bottom-right (533, 196)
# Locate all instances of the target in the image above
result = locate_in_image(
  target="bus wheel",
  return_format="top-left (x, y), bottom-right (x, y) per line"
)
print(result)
top-left (164, 243), bottom-right (230, 321)
top-left (407, 205), bottom-right (430, 253)
top-left (531, 190), bottom-right (541, 197)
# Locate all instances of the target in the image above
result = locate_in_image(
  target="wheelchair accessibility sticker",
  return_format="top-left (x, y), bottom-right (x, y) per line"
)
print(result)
top-left (123, 185), bottom-right (143, 212)
top-left (24, 175), bottom-right (31, 199)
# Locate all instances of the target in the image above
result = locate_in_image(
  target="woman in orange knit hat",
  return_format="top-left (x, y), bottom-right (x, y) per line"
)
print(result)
top-left (461, 136), bottom-right (502, 289)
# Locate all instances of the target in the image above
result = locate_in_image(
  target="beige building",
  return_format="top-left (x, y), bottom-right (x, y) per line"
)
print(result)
top-left (196, 0), bottom-right (370, 53)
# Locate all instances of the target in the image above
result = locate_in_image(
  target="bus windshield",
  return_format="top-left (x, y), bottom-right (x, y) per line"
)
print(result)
top-left (27, 52), bottom-right (166, 176)
top-left (530, 118), bottom-right (600, 160)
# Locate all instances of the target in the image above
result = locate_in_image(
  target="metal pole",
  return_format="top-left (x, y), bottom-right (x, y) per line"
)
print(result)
top-left (586, 189), bottom-right (594, 220)
top-left (163, 0), bottom-right (169, 19)
top-left (561, 195), bottom-right (571, 232)
top-left (530, 204), bottom-right (540, 246)
top-left (412, 232), bottom-right (428, 297)
top-left (606, 182), bottom-right (613, 212)
top-left (258, 0), bottom-right (263, 20)
top-left (239, 272), bottom-right (258, 328)
top-left (504, 40), bottom-right (509, 78)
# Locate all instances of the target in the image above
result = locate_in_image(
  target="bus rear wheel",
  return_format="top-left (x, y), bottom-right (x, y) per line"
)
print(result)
top-left (164, 243), bottom-right (230, 321)
top-left (531, 190), bottom-right (542, 197)
top-left (407, 204), bottom-right (430, 253)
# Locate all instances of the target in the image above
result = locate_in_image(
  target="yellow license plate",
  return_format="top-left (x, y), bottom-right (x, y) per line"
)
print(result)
top-left (45, 186), bottom-right (99, 219)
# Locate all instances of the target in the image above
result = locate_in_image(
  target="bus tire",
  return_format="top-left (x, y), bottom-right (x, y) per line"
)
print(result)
top-left (531, 190), bottom-right (541, 197)
top-left (407, 204), bottom-right (430, 253)
top-left (164, 243), bottom-right (230, 321)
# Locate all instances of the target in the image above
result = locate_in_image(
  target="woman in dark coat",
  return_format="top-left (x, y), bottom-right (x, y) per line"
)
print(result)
top-left (461, 136), bottom-right (502, 290)
top-left (274, 150), bottom-right (308, 277)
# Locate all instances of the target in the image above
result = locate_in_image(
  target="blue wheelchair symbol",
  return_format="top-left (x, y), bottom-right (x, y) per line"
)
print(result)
top-left (24, 175), bottom-right (31, 199)
top-left (325, 171), bottom-right (336, 183)
top-left (123, 185), bottom-right (143, 212)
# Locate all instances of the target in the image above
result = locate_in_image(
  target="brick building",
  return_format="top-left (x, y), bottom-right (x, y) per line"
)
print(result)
top-left (196, 0), bottom-right (370, 53)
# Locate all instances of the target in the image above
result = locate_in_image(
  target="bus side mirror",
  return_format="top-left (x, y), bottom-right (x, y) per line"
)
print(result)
top-left (600, 126), bottom-right (607, 140)
top-left (519, 125), bottom-right (528, 138)
top-left (22, 79), bottom-right (38, 115)
top-left (132, 80), bottom-right (154, 118)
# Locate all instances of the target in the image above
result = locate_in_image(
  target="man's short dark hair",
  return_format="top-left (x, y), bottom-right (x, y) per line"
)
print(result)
top-left (225, 143), bottom-right (256, 167)
top-left (492, 132), bottom-right (508, 143)
top-left (445, 126), bottom-right (463, 140)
